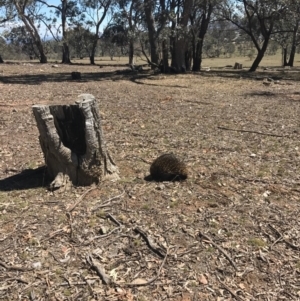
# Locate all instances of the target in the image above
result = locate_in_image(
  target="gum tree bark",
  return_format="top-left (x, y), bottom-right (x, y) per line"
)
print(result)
top-left (32, 94), bottom-right (119, 189)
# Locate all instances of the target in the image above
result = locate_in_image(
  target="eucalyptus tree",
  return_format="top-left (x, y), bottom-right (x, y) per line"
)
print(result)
top-left (79, 0), bottom-right (113, 64)
top-left (115, 0), bottom-right (143, 64)
top-left (220, 0), bottom-right (288, 71)
top-left (142, 0), bottom-right (173, 71)
top-left (272, 0), bottom-right (300, 66)
top-left (37, 0), bottom-right (83, 63)
top-left (4, 25), bottom-right (40, 59)
top-left (0, 0), bottom-right (16, 62)
top-left (11, 0), bottom-right (48, 63)
top-left (190, 0), bottom-right (222, 71)
top-left (169, 0), bottom-right (194, 72)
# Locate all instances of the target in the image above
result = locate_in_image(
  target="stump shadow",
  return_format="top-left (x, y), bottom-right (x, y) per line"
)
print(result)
top-left (0, 166), bottom-right (49, 191)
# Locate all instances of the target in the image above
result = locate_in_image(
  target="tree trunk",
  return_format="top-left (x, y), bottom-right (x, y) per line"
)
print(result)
top-left (160, 39), bottom-right (169, 73)
top-left (288, 21), bottom-right (299, 67)
top-left (129, 39), bottom-right (134, 65)
top-left (192, 5), bottom-right (213, 72)
top-left (144, 0), bottom-right (159, 69)
top-left (170, 0), bottom-right (193, 73)
top-left (282, 47), bottom-right (288, 66)
top-left (90, 39), bottom-right (97, 64)
top-left (171, 38), bottom-right (187, 72)
top-left (192, 38), bottom-right (203, 71)
top-left (32, 94), bottom-right (119, 190)
top-left (249, 38), bottom-right (270, 72)
top-left (62, 42), bottom-right (71, 64)
top-left (0, 55), bottom-right (3, 63)
top-left (288, 45), bottom-right (296, 67)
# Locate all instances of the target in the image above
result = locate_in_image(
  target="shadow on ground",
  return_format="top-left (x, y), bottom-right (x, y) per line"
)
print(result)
top-left (0, 166), bottom-right (49, 191)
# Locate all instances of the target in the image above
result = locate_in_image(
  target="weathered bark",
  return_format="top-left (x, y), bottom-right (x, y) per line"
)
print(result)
top-left (249, 37), bottom-right (270, 72)
top-left (282, 47), bottom-right (288, 66)
top-left (192, 3), bottom-right (213, 72)
top-left (89, 37), bottom-right (98, 65)
top-left (129, 39), bottom-right (134, 65)
top-left (62, 42), bottom-right (71, 64)
top-left (171, 0), bottom-right (193, 72)
top-left (32, 94), bottom-right (119, 189)
top-left (144, 0), bottom-right (159, 69)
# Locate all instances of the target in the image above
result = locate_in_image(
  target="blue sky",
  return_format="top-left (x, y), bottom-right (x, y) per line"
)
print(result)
top-left (0, 1), bottom-right (109, 39)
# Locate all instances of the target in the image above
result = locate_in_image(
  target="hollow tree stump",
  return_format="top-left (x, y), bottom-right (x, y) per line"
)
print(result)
top-left (32, 94), bottom-right (119, 189)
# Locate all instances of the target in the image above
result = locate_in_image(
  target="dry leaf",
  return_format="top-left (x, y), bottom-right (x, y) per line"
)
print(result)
top-left (199, 274), bottom-right (208, 285)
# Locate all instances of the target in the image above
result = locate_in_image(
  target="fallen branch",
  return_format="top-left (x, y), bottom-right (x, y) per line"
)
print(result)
top-left (92, 191), bottom-right (125, 213)
top-left (68, 187), bottom-right (97, 213)
top-left (0, 260), bottom-right (32, 272)
top-left (121, 248), bottom-right (168, 287)
top-left (83, 227), bottom-right (120, 246)
top-left (199, 232), bottom-right (238, 271)
top-left (217, 276), bottom-right (244, 301)
top-left (41, 229), bottom-right (65, 242)
top-left (268, 224), bottom-right (300, 251)
top-left (217, 126), bottom-right (288, 138)
top-left (86, 254), bottom-right (111, 285)
top-left (106, 213), bottom-right (122, 227)
top-left (134, 227), bottom-right (166, 258)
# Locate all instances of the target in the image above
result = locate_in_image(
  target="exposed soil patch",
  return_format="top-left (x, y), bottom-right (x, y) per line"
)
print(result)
top-left (0, 63), bottom-right (300, 301)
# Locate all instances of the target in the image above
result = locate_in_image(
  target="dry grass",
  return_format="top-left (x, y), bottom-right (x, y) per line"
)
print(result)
top-left (0, 59), bottom-right (300, 301)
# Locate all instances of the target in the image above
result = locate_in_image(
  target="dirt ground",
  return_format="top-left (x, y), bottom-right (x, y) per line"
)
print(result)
top-left (0, 62), bottom-right (300, 301)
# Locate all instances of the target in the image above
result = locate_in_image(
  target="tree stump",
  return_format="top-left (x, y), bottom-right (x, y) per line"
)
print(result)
top-left (32, 94), bottom-right (119, 189)
top-left (71, 72), bottom-right (81, 80)
top-left (234, 62), bottom-right (243, 69)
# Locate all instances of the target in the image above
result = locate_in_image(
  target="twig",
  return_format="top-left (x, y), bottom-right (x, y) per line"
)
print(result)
top-left (83, 227), bottom-right (120, 246)
top-left (68, 187), bottom-right (97, 212)
top-left (199, 232), bottom-right (238, 271)
top-left (268, 224), bottom-right (300, 251)
top-left (121, 248), bottom-right (169, 287)
top-left (217, 276), bottom-right (244, 301)
top-left (0, 260), bottom-right (32, 272)
top-left (134, 227), bottom-right (166, 258)
top-left (86, 254), bottom-right (111, 285)
top-left (106, 213), bottom-right (122, 227)
top-left (92, 191), bottom-right (125, 212)
top-left (41, 229), bottom-right (65, 242)
top-left (217, 126), bottom-right (288, 138)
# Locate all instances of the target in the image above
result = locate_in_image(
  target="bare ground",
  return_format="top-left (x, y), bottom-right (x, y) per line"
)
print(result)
top-left (0, 63), bottom-right (300, 301)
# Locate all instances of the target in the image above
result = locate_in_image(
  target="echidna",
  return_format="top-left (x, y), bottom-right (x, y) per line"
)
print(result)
top-left (150, 153), bottom-right (188, 181)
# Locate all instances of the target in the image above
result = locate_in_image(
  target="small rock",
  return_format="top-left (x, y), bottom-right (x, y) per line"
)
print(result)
top-left (99, 226), bottom-right (108, 235)
top-left (32, 262), bottom-right (42, 269)
top-left (156, 183), bottom-right (165, 190)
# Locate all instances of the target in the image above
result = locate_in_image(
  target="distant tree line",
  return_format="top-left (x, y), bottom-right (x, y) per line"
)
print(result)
top-left (0, 0), bottom-right (299, 72)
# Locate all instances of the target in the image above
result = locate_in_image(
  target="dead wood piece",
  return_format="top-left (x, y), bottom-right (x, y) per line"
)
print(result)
top-left (32, 94), bottom-right (119, 189)
top-left (217, 277), bottom-right (244, 301)
top-left (199, 232), bottom-right (238, 271)
top-left (106, 213), bottom-right (122, 227)
top-left (86, 254), bottom-right (111, 285)
top-left (217, 126), bottom-right (288, 138)
top-left (84, 227), bottom-right (120, 246)
top-left (71, 72), bottom-right (81, 80)
top-left (92, 191), bottom-right (125, 212)
top-left (121, 248), bottom-right (168, 288)
top-left (268, 224), bottom-right (300, 251)
top-left (41, 229), bottom-right (65, 242)
top-left (134, 227), bottom-right (166, 258)
top-left (0, 260), bottom-right (32, 272)
top-left (67, 187), bottom-right (97, 212)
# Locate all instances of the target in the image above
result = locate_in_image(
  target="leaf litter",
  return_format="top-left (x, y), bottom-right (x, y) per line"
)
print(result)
top-left (0, 63), bottom-right (300, 300)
